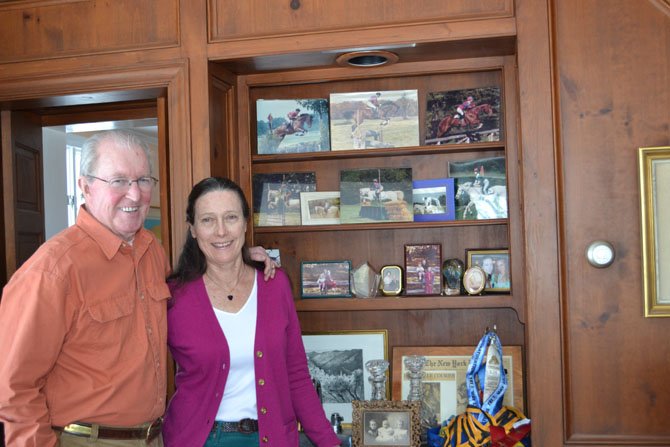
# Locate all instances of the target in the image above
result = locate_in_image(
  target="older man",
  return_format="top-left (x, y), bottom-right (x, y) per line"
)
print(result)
top-left (0, 130), bottom-right (272, 446)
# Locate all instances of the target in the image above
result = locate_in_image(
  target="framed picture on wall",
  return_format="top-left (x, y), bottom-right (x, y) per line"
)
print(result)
top-left (465, 248), bottom-right (511, 293)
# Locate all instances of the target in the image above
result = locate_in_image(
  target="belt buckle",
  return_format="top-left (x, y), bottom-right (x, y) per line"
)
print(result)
top-left (146, 417), bottom-right (163, 442)
top-left (237, 418), bottom-right (254, 434)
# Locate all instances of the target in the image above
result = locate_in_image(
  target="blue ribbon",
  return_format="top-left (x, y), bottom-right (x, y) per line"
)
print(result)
top-left (465, 330), bottom-right (508, 424)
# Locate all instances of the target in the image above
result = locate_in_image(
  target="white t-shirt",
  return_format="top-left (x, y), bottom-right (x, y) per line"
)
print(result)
top-left (213, 275), bottom-right (258, 421)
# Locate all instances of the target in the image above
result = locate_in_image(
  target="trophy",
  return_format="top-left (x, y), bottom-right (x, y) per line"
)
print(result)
top-left (403, 355), bottom-right (427, 401)
top-left (442, 258), bottom-right (465, 296)
top-left (365, 359), bottom-right (389, 401)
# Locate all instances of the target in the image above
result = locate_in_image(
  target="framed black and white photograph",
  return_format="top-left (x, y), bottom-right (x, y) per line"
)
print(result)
top-left (339, 167), bottom-right (413, 224)
top-left (448, 156), bottom-right (507, 220)
top-left (465, 248), bottom-right (511, 293)
top-left (425, 86), bottom-right (501, 145)
top-left (299, 191), bottom-right (341, 225)
top-left (300, 260), bottom-right (352, 298)
top-left (302, 330), bottom-right (388, 423)
top-left (351, 400), bottom-right (421, 447)
top-left (255, 98), bottom-right (330, 154)
top-left (329, 90), bottom-right (419, 151)
top-left (412, 178), bottom-right (456, 222)
top-left (404, 244), bottom-right (442, 296)
top-left (251, 172), bottom-right (316, 227)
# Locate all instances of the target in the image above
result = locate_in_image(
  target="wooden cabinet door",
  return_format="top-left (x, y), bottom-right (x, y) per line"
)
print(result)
top-left (208, 0), bottom-right (513, 42)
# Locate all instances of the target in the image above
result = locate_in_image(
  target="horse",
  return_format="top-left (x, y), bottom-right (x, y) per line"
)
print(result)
top-left (273, 113), bottom-right (313, 139)
top-left (436, 103), bottom-right (494, 138)
top-left (351, 101), bottom-right (401, 132)
top-left (455, 181), bottom-right (507, 219)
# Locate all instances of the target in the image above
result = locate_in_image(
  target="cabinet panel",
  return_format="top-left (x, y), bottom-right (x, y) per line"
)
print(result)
top-left (0, 0), bottom-right (179, 63)
top-left (209, 0), bottom-right (513, 42)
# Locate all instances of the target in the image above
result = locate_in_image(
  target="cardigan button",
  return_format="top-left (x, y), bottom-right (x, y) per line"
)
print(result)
top-left (256, 350), bottom-right (264, 358)
top-left (258, 379), bottom-right (265, 386)
top-left (262, 435), bottom-right (269, 442)
top-left (260, 407), bottom-right (267, 414)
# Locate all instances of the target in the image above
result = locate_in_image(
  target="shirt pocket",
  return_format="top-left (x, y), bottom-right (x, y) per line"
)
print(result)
top-left (86, 293), bottom-right (135, 323)
top-left (146, 282), bottom-right (171, 303)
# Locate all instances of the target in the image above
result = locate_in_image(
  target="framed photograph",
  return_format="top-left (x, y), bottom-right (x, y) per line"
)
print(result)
top-left (391, 346), bottom-right (524, 425)
top-left (425, 86), bottom-right (501, 145)
top-left (265, 248), bottom-right (281, 267)
top-left (329, 90), bottom-right (420, 151)
top-left (380, 265), bottom-right (403, 296)
top-left (251, 172), bottom-right (316, 227)
top-left (302, 330), bottom-right (388, 423)
top-left (351, 400), bottom-right (421, 447)
top-left (300, 191), bottom-right (341, 225)
top-left (404, 244), bottom-right (442, 296)
top-left (465, 248), bottom-right (511, 293)
top-left (462, 266), bottom-right (486, 295)
top-left (300, 261), bottom-right (352, 298)
top-left (639, 146), bottom-right (670, 317)
top-left (412, 178), bottom-right (456, 222)
top-left (339, 167), bottom-right (413, 224)
top-left (255, 98), bottom-right (330, 154)
top-left (448, 156), bottom-right (507, 220)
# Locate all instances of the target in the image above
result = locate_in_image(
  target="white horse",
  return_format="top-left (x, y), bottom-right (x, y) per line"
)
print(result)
top-left (456, 182), bottom-right (507, 219)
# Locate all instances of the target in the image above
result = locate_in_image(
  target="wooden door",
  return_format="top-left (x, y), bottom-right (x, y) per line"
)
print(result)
top-left (1, 110), bottom-right (45, 281)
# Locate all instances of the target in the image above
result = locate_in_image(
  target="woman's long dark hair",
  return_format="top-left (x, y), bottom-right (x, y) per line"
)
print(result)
top-left (168, 177), bottom-right (264, 286)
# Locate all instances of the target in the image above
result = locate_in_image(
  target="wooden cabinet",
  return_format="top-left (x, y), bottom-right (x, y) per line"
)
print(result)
top-left (213, 47), bottom-right (527, 359)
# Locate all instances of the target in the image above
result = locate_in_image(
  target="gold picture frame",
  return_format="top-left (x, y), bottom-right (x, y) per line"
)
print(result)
top-left (351, 400), bottom-right (421, 447)
top-left (391, 346), bottom-right (524, 425)
top-left (639, 146), bottom-right (670, 317)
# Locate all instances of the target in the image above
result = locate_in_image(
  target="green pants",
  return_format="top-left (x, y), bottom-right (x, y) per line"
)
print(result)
top-left (204, 427), bottom-right (259, 447)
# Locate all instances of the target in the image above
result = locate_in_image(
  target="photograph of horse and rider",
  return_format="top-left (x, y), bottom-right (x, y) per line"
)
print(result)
top-left (448, 156), bottom-right (508, 220)
top-left (425, 86), bottom-right (501, 145)
top-left (339, 167), bottom-right (414, 224)
top-left (256, 98), bottom-right (331, 154)
top-left (251, 172), bottom-right (317, 226)
top-left (329, 90), bottom-right (419, 150)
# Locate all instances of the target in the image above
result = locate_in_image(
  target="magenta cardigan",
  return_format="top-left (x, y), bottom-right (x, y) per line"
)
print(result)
top-left (162, 269), bottom-right (340, 447)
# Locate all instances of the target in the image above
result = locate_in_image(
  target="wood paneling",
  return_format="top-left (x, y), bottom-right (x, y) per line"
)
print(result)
top-left (0, 0), bottom-right (179, 63)
top-left (553, 0), bottom-right (670, 442)
top-left (208, 0), bottom-right (513, 42)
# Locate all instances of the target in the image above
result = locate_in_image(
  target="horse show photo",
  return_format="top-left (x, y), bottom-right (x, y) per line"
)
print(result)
top-left (425, 86), bottom-right (502, 145)
top-left (251, 172), bottom-right (317, 227)
top-left (448, 156), bottom-right (507, 220)
top-left (329, 90), bottom-right (419, 151)
top-left (256, 98), bottom-right (331, 154)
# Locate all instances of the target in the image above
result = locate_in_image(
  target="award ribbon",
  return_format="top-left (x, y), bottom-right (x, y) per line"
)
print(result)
top-left (465, 329), bottom-right (507, 424)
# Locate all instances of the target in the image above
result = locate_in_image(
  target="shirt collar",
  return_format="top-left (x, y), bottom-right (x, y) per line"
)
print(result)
top-left (76, 205), bottom-right (152, 260)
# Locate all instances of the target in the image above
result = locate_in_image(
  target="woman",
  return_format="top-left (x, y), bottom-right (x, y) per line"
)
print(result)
top-left (163, 177), bottom-right (340, 447)
top-left (492, 258), bottom-right (510, 289)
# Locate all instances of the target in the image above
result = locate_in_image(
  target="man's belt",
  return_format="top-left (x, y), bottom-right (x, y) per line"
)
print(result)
top-left (212, 418), bottom-right (259, 434)
top-left (53, 417), bottom-right (162, 442)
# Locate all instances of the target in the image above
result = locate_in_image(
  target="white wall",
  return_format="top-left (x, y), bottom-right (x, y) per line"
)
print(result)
top-left (42, 127), bottom-right (69, 239)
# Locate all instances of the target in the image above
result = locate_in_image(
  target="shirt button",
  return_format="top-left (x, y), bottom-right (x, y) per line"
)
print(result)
top-left (262, 436), bottom-right (269, 443)
top-left (258, 379), bottom-right (265, 386)
top-left (256, 351), bottom-right (263, 358)
top-left (260, 407), bottom-right (267, 414)
top-left (222, 363), bottom-right (227, 370)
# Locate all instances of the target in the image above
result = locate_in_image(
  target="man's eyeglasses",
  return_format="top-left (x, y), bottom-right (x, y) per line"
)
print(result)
top-left (87, 175), bottom-right (158, 192)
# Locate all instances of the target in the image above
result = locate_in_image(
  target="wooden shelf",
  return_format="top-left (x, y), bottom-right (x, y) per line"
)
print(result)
top-left (254, 218), bottom-right (507, 233)
top-left (252, 142), bottom-right (505, 164)
top-left (295, 294), bottom-right (516, 312)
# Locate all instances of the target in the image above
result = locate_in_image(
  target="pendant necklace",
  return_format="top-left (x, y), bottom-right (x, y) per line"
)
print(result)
top-left (207, 266), bottom-right (245, 302)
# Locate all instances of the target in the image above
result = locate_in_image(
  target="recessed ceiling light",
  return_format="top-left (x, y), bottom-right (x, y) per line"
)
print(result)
top-left (336, 50), bottom-right (399, 68)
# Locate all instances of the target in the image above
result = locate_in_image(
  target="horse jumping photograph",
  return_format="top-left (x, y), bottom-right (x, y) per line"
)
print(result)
top-left (425, 86), bottom-right (501, 145)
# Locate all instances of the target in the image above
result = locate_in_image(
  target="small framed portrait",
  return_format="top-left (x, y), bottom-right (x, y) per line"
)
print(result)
top-left (380, 265), bottom-right (403, 296)
top-left (404, 244), bottom-right (442, 296)
top-left (462, 266), bottom-right (486, 295)
top-left (465, 248), bottom-right (511, 293)
top-left (264, 248), bottom-right (281, 267)
top-left (351, 400), bottom-right (421, 447)
top-left (300, 261), bottom-right (352, 298)
top-left (299, 191), bottom-right (341, 225)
